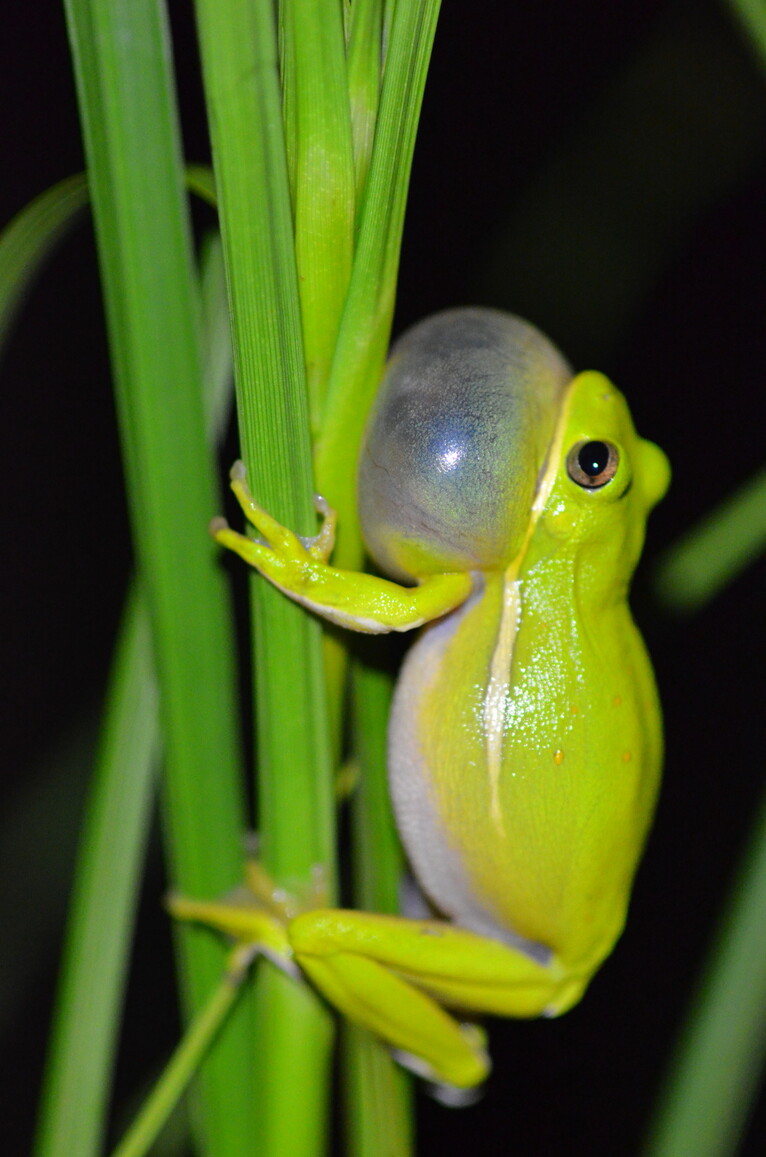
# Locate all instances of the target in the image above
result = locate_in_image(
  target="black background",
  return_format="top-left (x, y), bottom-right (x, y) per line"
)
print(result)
top-left (2, 1), bottom-right (765, 1153)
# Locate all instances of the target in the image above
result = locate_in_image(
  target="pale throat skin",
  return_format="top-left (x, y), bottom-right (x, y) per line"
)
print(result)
top-left (170, 308), bottom-right (671, 1091)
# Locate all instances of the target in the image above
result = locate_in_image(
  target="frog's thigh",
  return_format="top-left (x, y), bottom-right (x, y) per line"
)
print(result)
top-left (289, 909), bottom-right (568, 1087)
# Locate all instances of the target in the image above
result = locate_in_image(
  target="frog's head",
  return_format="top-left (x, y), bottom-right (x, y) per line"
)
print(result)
top-left (358, 311), bottom-right (669, 588)
top-left (536, 370), bottom-right (670, 587)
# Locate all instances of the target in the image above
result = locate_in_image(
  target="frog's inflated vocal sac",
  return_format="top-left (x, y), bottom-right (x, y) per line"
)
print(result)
top-left (172, 308), bottom-right (670, 1091)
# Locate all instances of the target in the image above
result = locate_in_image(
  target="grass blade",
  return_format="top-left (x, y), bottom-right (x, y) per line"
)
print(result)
top-left (62, 0), bottom-right (250, 1151)
top-left (34, 223), bottom-right (235, 1157)
top-left (284, 0), bottom-right (356, 427)
top-left (0, 173), bottom-right (88, 352)
top-left (655, 466), bottom-right (766, 611)
top-left (642, 787), bottom-right (766, 1157)
top-left (345, 659), bottom-right (413, 1157)
top-left (727, 0), bottom-right (766, 71)
top-left (192, 1), bottom-right (337, 1150)
top-left (34, 588), bottom-right (158, 1157)
top-left (0, 165), bottom-right (215, 368)
top-left (110, 949), bottom-right (250, 1157)
top-left (346, 0), bottom-right (384, 203)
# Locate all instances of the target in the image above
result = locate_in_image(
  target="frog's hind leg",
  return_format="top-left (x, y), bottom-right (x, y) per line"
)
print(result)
top-left (288, 908), bottom-right (577, 1089)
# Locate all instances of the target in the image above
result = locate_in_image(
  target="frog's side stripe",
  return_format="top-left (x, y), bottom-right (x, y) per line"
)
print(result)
top-left (482, 378), bottom-right (575, 842)
top-left (483, 575), bottom-right (519, 837)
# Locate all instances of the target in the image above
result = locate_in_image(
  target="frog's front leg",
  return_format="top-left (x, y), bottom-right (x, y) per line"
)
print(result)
top-left (211, 461), bottom-right (472, 633)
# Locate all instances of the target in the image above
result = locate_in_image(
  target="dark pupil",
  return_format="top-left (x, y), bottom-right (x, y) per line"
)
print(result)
top-left (578, 441), bottom-right (610, 477)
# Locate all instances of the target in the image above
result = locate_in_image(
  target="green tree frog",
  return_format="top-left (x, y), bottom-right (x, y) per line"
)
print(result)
top-left (171, 308), bottom-right (670, 1091)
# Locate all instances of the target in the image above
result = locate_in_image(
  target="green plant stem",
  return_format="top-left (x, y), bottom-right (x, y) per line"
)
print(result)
top-left (63, 0), bottom-right (250, 1151)
top-left (642, 786), bottom-right (766, 1157)
top-left (192, 2), bottom-right (337, 1151)
top-left (111, 952), bottom-right (251, 1157)
top-left (351, 660), bottom-right (404, 918)
top-left (346, 0), bottom-right (383, 202)
top-left (345, 659), bottom-right (413, 1157)
top-left (32, 184), bottom-right (233, 1157)
top-left (34, 588), bottom-right (158, 1157)
top-left (283, 0), bottom-right (355, 428)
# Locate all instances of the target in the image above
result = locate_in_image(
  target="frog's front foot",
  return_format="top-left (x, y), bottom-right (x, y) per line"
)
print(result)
top-left (207, 460), bottom-right (353, 620)
top-left (210, 459), bottom-right (472, 633)
top-left (214, 460), bottom-right (336, 560)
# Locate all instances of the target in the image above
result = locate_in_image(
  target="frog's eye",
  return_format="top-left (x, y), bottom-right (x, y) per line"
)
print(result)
top-left (566, 440), bottom-right (619, 489)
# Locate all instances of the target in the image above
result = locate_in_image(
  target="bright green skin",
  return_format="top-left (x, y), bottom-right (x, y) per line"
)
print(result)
top-left (174, 310), bottom-right (670, 1090)
top-left (388, 368), bottom-right (668, 994)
